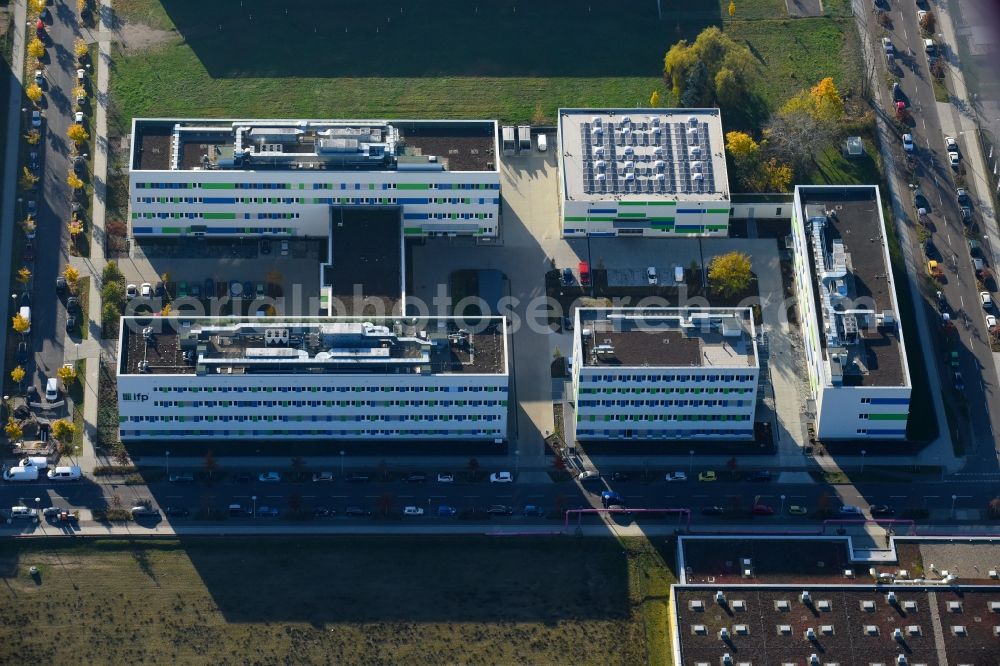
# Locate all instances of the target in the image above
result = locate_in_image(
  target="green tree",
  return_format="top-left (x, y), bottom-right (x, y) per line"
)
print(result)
top-left (57, 364), bottom-right (77, 385)
top-left (810, 77), bottom-right (845, 122)
top-left (102, 282), bottom-right (125, 311)
top-left (708, 251), bottom-right (753, 297)
top-left (761, 158), bottom-right (793, 192)
top-left (728, 1), bottom-right (736, 21)
top-left (11, 314), bottom-right (29, 335)
top-left (10, 366), bottom-right (26, 385)
top-left (68, 123), bottom-right (90, 144)
top-left (52, 419), bottom-right (76, 444)
top-left (25, 83), bottom-right (42, 104)
top-left (102, 260), bottom-right (123, 284)
top-left (19, 166), bottom-right (39, 191)
top-left (27, 38), bottom-right (45, 59)
top-left (649, 90), bottom-right (660, 107)
top-left (17, 267), bottom-right (31, 285)
top-left (101, 302), bottom-right (120, 329)
top-left (680, 61), bottom-right (710, 107)
top-left (663, 26), bottom-right (757, 113)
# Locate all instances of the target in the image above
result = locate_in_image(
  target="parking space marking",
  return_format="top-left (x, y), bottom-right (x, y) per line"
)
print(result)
top-left (889, 495), bottom-right (908, 499)
top-left (463, 496), bottom-right (480, 499)
top-left (265, 495), bottom-right (282, 499)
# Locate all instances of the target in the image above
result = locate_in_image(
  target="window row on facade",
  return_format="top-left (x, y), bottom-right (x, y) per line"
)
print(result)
top-left (120, 428), bottom-right (505, 438)
top-left (577, 398), bottom-right (752, 408)
top-left (134, 182), bottom-right (502, 191)
top-left (151, 399), bottom-right (508, 409)
top-left (576, 428), bottom-right (751, 438)
top-left (148, 385), bottom-right (508, 394)
top-left (125, 413), bottom-right (503, 423)
top-left (581, 373), bottom-right (756, 383)
top-left (578, 386), bottom-right (754, 395)
top-left (578, 413), bottom-right (751, 422)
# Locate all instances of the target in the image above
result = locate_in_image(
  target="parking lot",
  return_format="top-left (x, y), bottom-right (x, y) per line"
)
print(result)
top-left (117, 238), bottom-right (323, 316)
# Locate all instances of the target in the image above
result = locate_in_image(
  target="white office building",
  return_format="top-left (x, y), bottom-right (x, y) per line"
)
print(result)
top-left (128, 118), bottom-right (501, 239)
top-left (557, 108), bottom-right (731, 238)
top-left (117, 316), bottom-right (509, 442)
top-left (790, 186), bottom-right (912, 440)
top-left (571, 308), bottom-right (759, 441)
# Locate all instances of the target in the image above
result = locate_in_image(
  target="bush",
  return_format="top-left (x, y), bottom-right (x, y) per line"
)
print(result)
top-left (102, 260), bottom-right (123, 284)
top-left (92, 508), bottom-right (131, 522)
top-left (92, 465), bottom-right (139, 476)
top-left (123, 474), bottom-right (145, 485)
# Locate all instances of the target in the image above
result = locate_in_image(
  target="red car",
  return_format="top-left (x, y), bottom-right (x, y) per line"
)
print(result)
top-left (751, 504), bottom-right (774, 516)
top-left (579, 261), bottom-right (591, 287)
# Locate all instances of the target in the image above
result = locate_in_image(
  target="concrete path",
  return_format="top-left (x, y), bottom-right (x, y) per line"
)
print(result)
top-left (0, 1), bottom-right (27, 412)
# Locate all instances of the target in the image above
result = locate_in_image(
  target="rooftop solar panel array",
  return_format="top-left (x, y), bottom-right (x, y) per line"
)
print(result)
top-left (579, 114), bottom-right (716, 196)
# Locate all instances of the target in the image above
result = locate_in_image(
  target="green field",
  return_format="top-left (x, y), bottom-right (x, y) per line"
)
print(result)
top-left (110, 0), bottom-right (864, 130)
top-left (0, 536), bottom-right (677, 665)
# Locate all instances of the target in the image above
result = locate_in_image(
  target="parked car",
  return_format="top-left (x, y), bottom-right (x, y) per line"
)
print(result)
top-left (177, 282), bottom-right (188, 298)
top-left (788, 505), bottom-right (808, 516)
top-left (168, 473), bottom-right (194, 484)
top-left (578, 261), bottom-right (590, 286)
top-left (701, 506), bottom-right (726, 516)
top-left (126, 284), bottom-right (138, 300)
top-left (189, 282), bottom-right (201, 298)
top-left (902, 133), bottom-right (914, 152)
top-left (697, 471), bottom-right (717, 482)
top-left (436, 473), bottom-right (454, 483)
top-left (869, 505), bottom-right (895, 517)
top-left (522, 505), bottom-right (545, 517)
top-left (22, 243), bottom-right (34, 262)
top-left (489, 471), bottom-right (513, 483)
top-left (130, 505), bottom-right (160, 517)
top-left (256, 506), bottom-right (279, 518)
top-left (260, 238), bottom-right (271, 255)
top-left (839, 505), bottom-right (863, 515)
top-left (601, 491), bottom-right (625, 508)
top-left (664, 471), bottom-right (687, 482)
top-left (345, 506), bottom-right (370, 517)
top-left (646, 266), bottom-right (657, 285)
top-left (204, 278), bottom-right (215, 298)
top-left (957, 188), bottom-right (971, 205)
top-left (280, 240), bottom-right (289, 256)
top-left (31, 110), bottom-right (41, 127)
top-left (560, 267), bottom-right (573, 286)
top-left (405, 472), bottom-right (427, 482)
top-left (487, 504), bottom-right (513, 516)
top-left (749, 470), bottom-right (772, 482)
top-left (751, 504), bottom-right (774, 516)
top-left (140, 282), bottom-right (152, 298)
top-left (16, 342), bottom-right (28, 365)
top-left (164, 507), bottom-right (190, 517)
top-left (403, 506), bottom-right (424, 516)
top-left (312, 471), bottom-right (334, 482)
top-left (313, 507), bottom-right (334, 517)
top-left (437, 505), bottom-right (457, 517)
top-left (949, 152), bottom-right (961, 169)
top-left (953, 371), bottom-right (965, 392)
top-left (578, 470), bottom-right (600, 481)
top-left (67, 296), bottom-right (80, 313)
top-left (258, 471), bottom-right (281, 482)
top-left (55, 276), bottom-right (67, 294)
top-left (980, 291), bottom-right (993, 310)
top-left (64, 315), bottom-right (76, 333)
top-left (154, 282), bottom-right (166, 298)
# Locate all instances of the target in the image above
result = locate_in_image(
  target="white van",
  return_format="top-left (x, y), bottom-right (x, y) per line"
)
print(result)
top-left (19, 456), bottom-right (48, 469)
top-left (19, 306), bottom-right (30, 334)
top-left (924, 38), bottom-right (936, 55)
top-left (47, 466), bottom-right (82, 481)
top-left (45, 377), bottom-right (59, 402)
top-left (674, 266), bottom-right (685, 284)
top-left (537, 133), bottom-right (548, 152)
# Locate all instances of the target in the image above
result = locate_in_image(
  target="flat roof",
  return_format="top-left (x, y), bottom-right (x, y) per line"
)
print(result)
top-left (119, 317), bottom-right (506, 377)
top-left (323, 207), bottom-right (403, 316)
top-left (675, 586), bottom-right (1000, 666)
top-left (558, 108), bottom-right (729, 202)
top-left (577, 308), bottom-right (756, 369)
top-left (798, 186), bottom-right (908, 388)
top-left (130, 118), bottom-right (498, 173)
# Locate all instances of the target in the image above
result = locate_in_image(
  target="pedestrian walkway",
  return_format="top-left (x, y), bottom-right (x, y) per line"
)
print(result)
top-left (0, 1), bottom-right (28, 415)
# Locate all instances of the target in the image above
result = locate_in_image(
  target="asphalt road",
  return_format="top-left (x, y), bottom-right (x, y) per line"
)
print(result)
top-left (1, 470), bottom-right (994, 528)
top-left (880, 2), bottom-right (1000, 467)
top-left (29, 1), bottom-right (80, 404)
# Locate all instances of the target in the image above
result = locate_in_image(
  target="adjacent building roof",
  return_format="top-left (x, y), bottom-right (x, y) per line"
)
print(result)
top-left (576, 308), bottom-right (757, 369)
top-left (119, 317), bottom-right (507, 377)
top-left (797, 186), bottom-right (909, 388)
top-left (558, 108), bottom-right (729, 202)
top-left (322, 206), bottom-right (404, 317)
top-left (130, 118), bottom-right (499, 173)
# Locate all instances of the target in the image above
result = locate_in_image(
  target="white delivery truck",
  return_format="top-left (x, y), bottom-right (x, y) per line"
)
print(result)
top-left (502, 125), bottom-right (515, 156)
top-left (20, 456), bottom-right (48, 469)
top-left (19, 306), bottom-right (30, 334)
top-left (3, 465), bottom-right (40, 482)
top-left (48, 466), bottom-right (82, 481)
top-left (517, 125), bottom-right (531, 153)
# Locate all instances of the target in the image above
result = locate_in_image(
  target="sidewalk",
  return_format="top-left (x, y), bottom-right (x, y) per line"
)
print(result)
top-left (66, 0), bottom-right (113, 473)
top-left (6, 520), bottom-right (999, 539)
top-left (0, 1), bottom-right (27, 411)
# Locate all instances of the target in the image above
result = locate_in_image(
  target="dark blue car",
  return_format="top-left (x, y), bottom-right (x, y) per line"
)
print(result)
top-left (437, 505), bottom-right (457, 517)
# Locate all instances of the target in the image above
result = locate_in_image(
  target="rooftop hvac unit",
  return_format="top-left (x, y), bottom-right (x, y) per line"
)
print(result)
top-left (719, 628), bottom-right (729, 640)
top-left (592, 116), bottom-right (602, 125)
top-left (687, 127), bottom-right (699, 144)
top-left (595, 160), bottom-right (606, 170)
top-left (264, 328), bottom-right (290, 345)
top-left (805, 627), bottom-right (816, 640)
top-left (716, 591), bottom-right (726, 604)
top-left (655, 160), bottom-right (665, 170)
top-left (654, 146), bottom-right (664, 156)
top-left (621, 115), bottom-right (631, 125)
top-left (624, 161), bottom-right (635, 170)
top-left (692, 173), bottom-right (705, 183)
top-left (595, 174), bottom-right (606, 182)
top-left (688, 116), bottom-right (699, 126)
top-left (591, 127), bottom-right (603, 137)
top-left (650, 116), bottom-right (660, 127)
top-left (624, 146), bottom-right (634, 156)
top-left (624, 173), bottom-right (635, 182)
top-left (691, 160), bottom-right (703, 173)
top-left (594, 146), bottom-right (605, 157)
top-left (653, 126), bottom-right (661, 135)
top-left (801, 591), bottom-right (812, 603)
top-left (655, 173), bottom-right (666, 182)
top-left (689, 145), bottom-right (702, 158)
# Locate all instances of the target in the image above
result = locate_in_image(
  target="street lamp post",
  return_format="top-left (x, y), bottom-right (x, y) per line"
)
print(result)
top-left (252, 495), bottom-right (257, 518)
top-left (688, 450), bottom-right (694, 474)
top-left (951, 494), bottom-right (958, 518)
top-left (340, 450), bottom-right (345, 477)
top-left (860, 449), bottom-right (866, 475)
top-left (165, 450), bottom-right (170, 478)
top-left (515, 449), bottom-right (520, 476)
top-left (780, 494), bottom-right (786, 516)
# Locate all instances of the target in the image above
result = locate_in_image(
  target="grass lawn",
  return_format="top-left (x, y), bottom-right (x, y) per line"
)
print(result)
top-left (69, 359), bottom-right (86, 456)
top-left (0, 536), bottom-right (676, 666)
top-left (806, 139), bottom-right (882, 186)
top-left (110, 0), bottom-right (864, 130)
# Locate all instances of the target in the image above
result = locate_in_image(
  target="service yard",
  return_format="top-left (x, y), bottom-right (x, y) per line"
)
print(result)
top-left (0, 536), bottom-right (677, 666)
